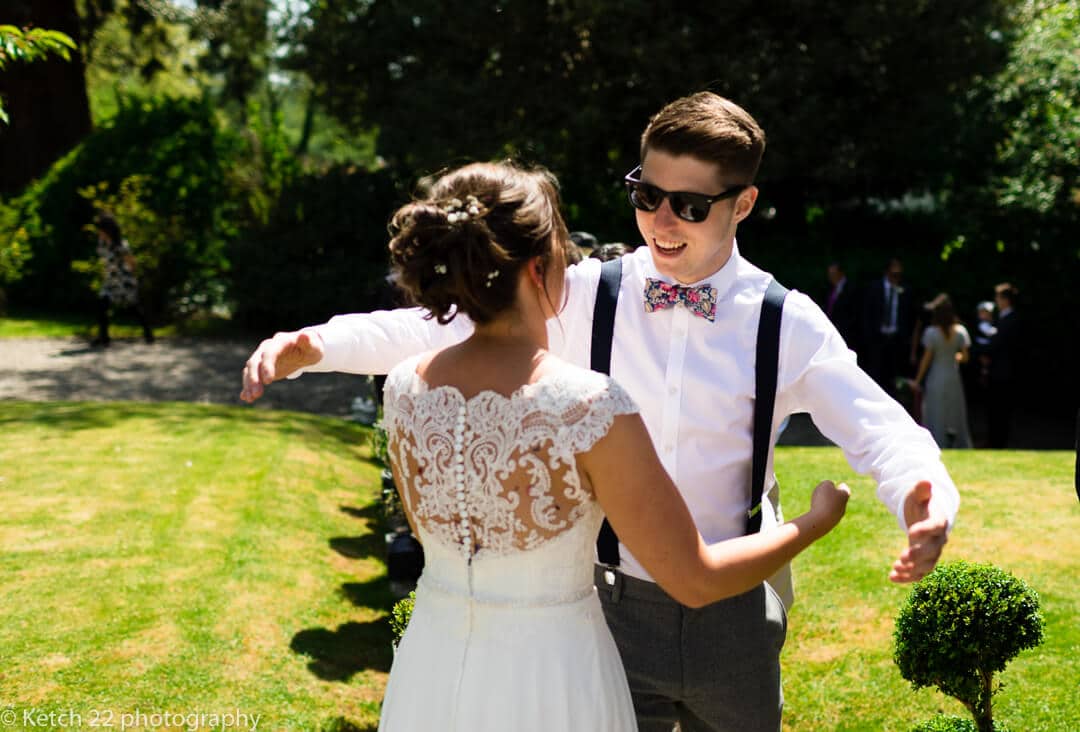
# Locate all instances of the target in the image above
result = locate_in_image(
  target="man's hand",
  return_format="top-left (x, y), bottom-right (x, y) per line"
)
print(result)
top-left (890, 480), bottom-right (948, 583)
top-left (240, 330), bottom-right (325, 403)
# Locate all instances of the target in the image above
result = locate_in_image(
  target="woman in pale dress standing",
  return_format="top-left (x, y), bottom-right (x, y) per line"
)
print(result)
top-left (243, 161), bottom-right (849, 731)
top-left (915, 293), bottom-right (973, 448)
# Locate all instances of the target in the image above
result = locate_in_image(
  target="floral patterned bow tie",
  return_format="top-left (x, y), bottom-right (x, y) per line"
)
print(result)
top-left (643, 278), bottom-right (718, 322)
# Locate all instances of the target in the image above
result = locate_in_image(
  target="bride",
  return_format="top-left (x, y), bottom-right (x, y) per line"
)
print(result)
top-left (247, 161), bottom-right (848, 731)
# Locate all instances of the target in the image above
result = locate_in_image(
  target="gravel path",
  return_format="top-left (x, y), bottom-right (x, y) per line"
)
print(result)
top-left (0, 336), bottom-right (372, 417)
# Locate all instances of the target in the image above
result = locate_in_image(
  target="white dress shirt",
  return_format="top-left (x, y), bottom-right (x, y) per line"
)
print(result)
top-left (301, 243), bottom-right (959, 583)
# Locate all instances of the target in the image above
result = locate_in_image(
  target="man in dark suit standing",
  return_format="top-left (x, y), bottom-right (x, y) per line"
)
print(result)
top-left (822, 262), bottom-right (858, 349)
top-left (987, 282), bottom-right (1022, 448)
top-left (861, 257), bottom-right (916, 399)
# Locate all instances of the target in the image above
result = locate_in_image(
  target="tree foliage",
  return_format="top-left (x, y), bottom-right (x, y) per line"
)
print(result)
top-left (0, 25), bottom-right (76, 79)
top-left (189, 0), bottom-right (273, 113)
top-left (0, 24), bottom-right (75, 289)
top-left (990, 1), bottom-right (1080, 220)
top-left (0, 1), bottom-right (92, 194)
top-left (0, 95), bottom-right (244, 316)
top-left (288, 0), bottom-right (1017, 238)
top-left (228, 163), bottom-right (405, 329)
top-left (81, 0), bottom-right (208, 121)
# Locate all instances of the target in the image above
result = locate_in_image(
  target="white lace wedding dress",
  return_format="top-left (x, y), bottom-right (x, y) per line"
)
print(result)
top-left (377, 354), bottom-right (639, 731)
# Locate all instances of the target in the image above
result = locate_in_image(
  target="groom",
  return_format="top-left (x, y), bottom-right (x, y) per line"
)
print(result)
top-left (241, 92), bottom-right (958, 732)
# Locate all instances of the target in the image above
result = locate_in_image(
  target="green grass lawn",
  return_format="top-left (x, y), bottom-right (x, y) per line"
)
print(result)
top-left (1, 402), bottom-right (391, 731)
top-left (1, 403), bottom-right (1076, 730)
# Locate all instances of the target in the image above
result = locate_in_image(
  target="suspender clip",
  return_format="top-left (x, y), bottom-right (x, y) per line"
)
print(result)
top-left (604, 567), bottom-right (624, 603)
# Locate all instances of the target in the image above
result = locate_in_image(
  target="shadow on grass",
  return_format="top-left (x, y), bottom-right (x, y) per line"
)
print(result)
top-left (340, 504), bottom-right (379, 520)
top-left (330, 535), bottom-right (384, 560)
top-left (331, 503), bottom-right (386, 561)
top-left (290, 618), bottom-right (394, 680)
top-left (291, 499), bottom-right (396, 682)
top-left (339, 576), bottom-right (398, 610)
top-left (334, 502), bottom-right (398, 611)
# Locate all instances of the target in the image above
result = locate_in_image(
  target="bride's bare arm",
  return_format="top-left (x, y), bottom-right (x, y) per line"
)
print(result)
top-left (578, 413), bottom-right (849, 608)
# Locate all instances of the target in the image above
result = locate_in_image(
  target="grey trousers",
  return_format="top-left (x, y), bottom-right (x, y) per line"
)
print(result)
top-left (595, 565), bottom-right (787, 732)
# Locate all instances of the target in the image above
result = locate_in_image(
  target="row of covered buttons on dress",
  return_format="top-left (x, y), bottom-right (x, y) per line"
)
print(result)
top-left (453, 404), bottom-right (471, 556)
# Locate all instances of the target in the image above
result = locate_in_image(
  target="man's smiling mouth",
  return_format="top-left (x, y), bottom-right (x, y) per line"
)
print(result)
top-left (653, 239), bottom-right (687, 254)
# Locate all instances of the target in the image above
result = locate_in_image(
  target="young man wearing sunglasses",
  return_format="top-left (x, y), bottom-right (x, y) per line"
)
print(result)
top-left (241, 92), bottom-right (958, 732)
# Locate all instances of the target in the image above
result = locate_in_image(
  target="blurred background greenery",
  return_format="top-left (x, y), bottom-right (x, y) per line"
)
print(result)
top-left (1, 0), bottom-right (1077, 414)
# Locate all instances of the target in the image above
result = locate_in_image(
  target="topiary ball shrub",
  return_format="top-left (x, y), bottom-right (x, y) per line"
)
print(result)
top-left (910, 714), bottom-right (1010, 731)
top-left (894, 561), bottom-right (1043, 732)
top-left (389, 591), bottom-right (416, 649)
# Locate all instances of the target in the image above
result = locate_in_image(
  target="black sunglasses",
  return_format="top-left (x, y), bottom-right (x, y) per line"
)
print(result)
top-left (623, 165), bottom-right (749, 223)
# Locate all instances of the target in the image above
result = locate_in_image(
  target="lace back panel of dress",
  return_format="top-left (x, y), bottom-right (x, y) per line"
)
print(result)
top-left (383, 370), bottom-right (636, 559)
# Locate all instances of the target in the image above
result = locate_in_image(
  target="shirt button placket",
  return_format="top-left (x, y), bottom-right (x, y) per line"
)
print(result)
top-left (660, 307), bottom-right (689, 479)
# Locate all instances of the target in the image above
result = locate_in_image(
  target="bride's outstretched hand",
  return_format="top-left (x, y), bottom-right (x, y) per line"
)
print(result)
top-left (806, 480), bottom-right (850, 538)
top-left (240, 329), bottom-right (325, 403)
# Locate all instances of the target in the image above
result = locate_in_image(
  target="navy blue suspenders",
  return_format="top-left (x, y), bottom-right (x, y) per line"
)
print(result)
top-left (590, 257), bottom-right (789, 565)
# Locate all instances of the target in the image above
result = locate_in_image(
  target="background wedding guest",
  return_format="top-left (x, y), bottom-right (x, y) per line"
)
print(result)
top-left (821, 261), bottom-right (858, 349)
top-left (988, 282), bottom-right (1022, 448)
top-left (969, 301), bottom-right (997, 445)
top-left (91, 213), bottom-right (154, 347)
top-left (971, 300), bottom-right (997, 381)
top-left (914, 293), bottom-right (973, 449)
top-left (860, 257), bottom-right (917, 399)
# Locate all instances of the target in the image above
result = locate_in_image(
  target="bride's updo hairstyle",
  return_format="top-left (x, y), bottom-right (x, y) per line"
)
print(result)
top-left (388, 161), bottom-right (570, 324)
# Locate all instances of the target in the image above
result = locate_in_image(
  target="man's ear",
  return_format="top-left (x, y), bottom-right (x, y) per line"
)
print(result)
top-left (733, 186), bottom-right (759, 225)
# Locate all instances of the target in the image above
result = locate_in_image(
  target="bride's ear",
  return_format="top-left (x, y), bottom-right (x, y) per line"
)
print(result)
top-left (528, 256), bottom-right (546, 289)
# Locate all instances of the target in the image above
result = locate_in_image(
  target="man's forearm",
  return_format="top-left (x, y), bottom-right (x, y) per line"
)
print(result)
top-left (784, 314), bottom-right (960, 532)
top-left (295, 308), bottom-right (473, 377)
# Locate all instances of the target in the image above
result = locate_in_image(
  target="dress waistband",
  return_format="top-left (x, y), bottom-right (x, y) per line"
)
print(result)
top-left (417, 575), bottom-right (595, 609)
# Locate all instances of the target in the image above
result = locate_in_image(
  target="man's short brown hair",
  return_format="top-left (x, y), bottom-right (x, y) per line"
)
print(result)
top-left (640, 92), bottom-right (766, 185)
top-left (995, 282), bottom-right (1018, 305)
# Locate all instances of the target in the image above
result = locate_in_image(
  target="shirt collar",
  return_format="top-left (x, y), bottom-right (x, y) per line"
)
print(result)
top-left (640, 239), bottom-right (742, 302)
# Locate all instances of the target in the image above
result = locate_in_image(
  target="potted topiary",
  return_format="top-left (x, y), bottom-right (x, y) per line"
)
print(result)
top-left (893, 561), bottom-right (1044, 732)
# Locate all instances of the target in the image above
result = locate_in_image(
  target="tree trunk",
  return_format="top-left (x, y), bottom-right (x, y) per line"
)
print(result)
top-left (0, 0), bottom-right (92, 195)
top-left (975, 669), bottom-right (995, 732)
top-left (295, 87), bottom-right (316, 157)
